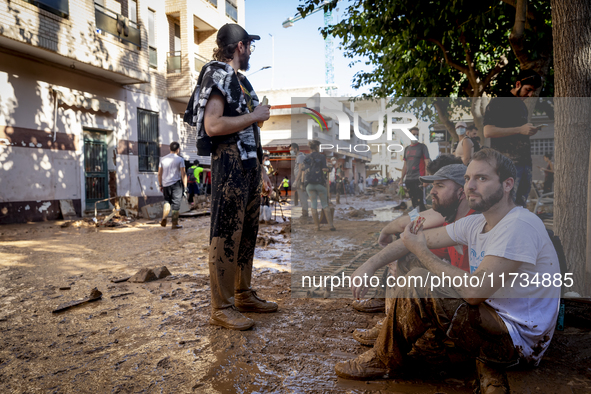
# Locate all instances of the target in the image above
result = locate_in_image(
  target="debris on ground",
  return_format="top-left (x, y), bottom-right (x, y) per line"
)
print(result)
top-left (345, 208), bottom-right (374, 219)
top-left (153, 266), bottom-right (171, 279)
top-left (111, 276), bottom-right (131, 283)
top-left (52, 287), bottom-right (103, 313)
top-left (128, 268), bottom-right (157, 283)
top-left (279, 222), bottom-right (291, 234)
top-left (256, 235), bottom-right (276, 247)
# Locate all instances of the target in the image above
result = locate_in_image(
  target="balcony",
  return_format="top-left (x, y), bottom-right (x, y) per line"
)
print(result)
top-left (94, 2), bottom-right (141, 47)
top-left (194, 53), bottom-right (208, 73)
top-left (167, 51), bottom-right (181, 73)
top-left (24, 0), bottom-right (69, 17)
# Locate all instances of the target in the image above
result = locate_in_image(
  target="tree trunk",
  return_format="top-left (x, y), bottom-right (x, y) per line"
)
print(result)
top-left (551, 0), bottom-right (591, 295)
top-left (433, 98), bottom-right (458, 142)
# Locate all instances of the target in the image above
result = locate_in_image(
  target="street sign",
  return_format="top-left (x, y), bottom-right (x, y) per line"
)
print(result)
top-left (430, 129), bottom-right (449, 143)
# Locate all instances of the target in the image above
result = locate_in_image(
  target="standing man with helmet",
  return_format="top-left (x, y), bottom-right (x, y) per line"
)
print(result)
top-left (483, 69), bottom-right (544, 207)
top-left (399, 126), bottom-right (430, 212)
top-left (184, 23), bottom-right (276, 331)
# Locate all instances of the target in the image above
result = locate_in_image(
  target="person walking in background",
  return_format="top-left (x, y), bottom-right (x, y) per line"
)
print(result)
top-left (291, 143), bottom-right (310, 221)
top-left (281, 176), bottom-right (290, 198)
top-left (540, 152), bottom-right (554, 193)
top-left (453, 121), bottom-right (475, 165)
top-left (400, 126), bottom-right (430, 211)
top-left (187, 159), bottom-right (203, 203)
top-left (158, 141), bottom-right (187, 229)
top-left (304, 140), bottom-right (336, 231)
top-left (483, 69), bottom-right (544, 207)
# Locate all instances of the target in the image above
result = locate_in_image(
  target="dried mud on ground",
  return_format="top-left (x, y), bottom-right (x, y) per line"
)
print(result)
top-left (0, 198), bottom-right (590, 393)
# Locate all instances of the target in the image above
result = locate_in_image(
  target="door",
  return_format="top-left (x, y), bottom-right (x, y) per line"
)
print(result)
top-left (84, 130), bottom-right (109, 210)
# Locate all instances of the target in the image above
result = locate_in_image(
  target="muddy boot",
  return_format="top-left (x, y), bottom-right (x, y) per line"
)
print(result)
top-left (171, 210), bottom-right (182, 229)
top-left (161, 202), bottom-right (171, 227)
top-left (311, 209), bottom-right (320, 231)
top-left (323, 207), bottom-right (336, 231)
top-left (235, 289), bottom-right (278, 313)
top-left (352, 298), bottom-right (386, 313)
top-left (210, 306), bottom-right (254, 330)
top-left (352, 318), bottom-right (384, 346)
top-left (335, 348), bottom-right (389, 380)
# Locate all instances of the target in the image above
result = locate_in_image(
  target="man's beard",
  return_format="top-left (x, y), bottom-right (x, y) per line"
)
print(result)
top-left (239, 52), bottom-right (250, 72)
top-left (432, 194), bottom-right (461, 223)
top-left (468, 184), bottom-right (504, 212)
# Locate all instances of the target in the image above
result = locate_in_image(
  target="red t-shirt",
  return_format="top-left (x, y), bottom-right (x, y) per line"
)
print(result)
top-left (429, 209), bottom-right (477, 272)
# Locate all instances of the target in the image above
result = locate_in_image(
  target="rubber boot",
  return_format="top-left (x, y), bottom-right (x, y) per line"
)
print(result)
top-left (161, 203), bottom-right (171, 227)
top-left (311, 209), bottom-right (320, 231)
top-left (324, 207), bottom-right (336, 231)
top-left (171, 210), bottom-right (182, 229)
top-left (300, 208), bottom-right (310, 224)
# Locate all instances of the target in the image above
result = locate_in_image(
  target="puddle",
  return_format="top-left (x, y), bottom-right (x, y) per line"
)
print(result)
top-left (367, 205), bottom-right (403, 222)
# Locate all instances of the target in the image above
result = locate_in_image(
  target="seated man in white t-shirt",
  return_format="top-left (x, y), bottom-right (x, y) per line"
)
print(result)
top-left (336, 148), bottom-right (560, 381)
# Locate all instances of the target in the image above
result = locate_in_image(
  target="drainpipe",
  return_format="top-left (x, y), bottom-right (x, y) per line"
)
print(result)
top-left (52, 88), bottom-right (59, 142)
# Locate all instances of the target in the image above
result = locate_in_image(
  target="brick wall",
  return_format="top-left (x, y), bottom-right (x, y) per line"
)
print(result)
top-left (0, 0), bottom-right (148, 82)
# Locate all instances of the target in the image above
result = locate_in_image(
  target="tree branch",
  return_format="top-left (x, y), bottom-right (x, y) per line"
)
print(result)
top-left (424, 38), bottom-right (469, 75)
top-left (459, 31), bottom-right (480, 95)
top-left (482, 53), bottom-right (509, 88)
top-left (500, 0), bottom-right (537, 20)
top-left (433, 99), bottom-right (459, 142)
top-left (509, 0), bottom-right (532, 68)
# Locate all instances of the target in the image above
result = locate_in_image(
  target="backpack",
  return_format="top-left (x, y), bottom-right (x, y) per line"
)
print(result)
top-left (469, 137), bottom-right (482, 153)
top-left (303, 153), bottom-right (326, 185)
top-left (187, 166), bottom-right (197, 183)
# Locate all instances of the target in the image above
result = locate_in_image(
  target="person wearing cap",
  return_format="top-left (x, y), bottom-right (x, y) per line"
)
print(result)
top-left (336, 149), bottom-right (560, 385)
top-left (183, 24), bottom-right (276, 331)
top-left (349, 162), bottom-right (477, 344)
top-left (399, 126), bottom-right (430, 212)
top-left (483, 69), bottom-right (544, 207)
top-left (453, 121), bottom-right (475, 165)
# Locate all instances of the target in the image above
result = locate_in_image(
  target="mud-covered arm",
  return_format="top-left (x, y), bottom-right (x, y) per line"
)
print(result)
top-left (378, 209), bottom-right (445, 247)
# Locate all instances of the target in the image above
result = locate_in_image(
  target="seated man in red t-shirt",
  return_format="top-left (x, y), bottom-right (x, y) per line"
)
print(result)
top-left (350, 163), bottom-right (477, 345)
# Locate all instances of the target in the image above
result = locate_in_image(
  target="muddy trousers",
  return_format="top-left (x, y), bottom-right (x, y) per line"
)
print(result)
top-left (208, 143), bottom-right (262, 309)
top-left (405, 179), bottom-right (425, 212)
top-left (375, 266), bottom-right (517, 370)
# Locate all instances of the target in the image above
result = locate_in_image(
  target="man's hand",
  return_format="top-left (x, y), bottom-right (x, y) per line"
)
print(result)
top-left (520, 123), bottom-right (539, 136)
top-left (262, 170), bottom-right (272, 193)
top-left (401, 221), bottom-right (428, 255)
top-left (252, 105), bottom-right (271, 123)
top-left (351, 264), bottom-right (377, 299)
top-left (378, 230), bottom-right (396, 248)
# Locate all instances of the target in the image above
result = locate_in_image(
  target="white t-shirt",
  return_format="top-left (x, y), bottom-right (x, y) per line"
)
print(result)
top-left (446, 206), bottom-right (560, 365)
top-left (159, 153), bottom-right (185, 187)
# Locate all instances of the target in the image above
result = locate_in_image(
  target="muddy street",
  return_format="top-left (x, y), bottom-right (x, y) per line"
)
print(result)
top-left (0, 197), bottom-right (590, 393)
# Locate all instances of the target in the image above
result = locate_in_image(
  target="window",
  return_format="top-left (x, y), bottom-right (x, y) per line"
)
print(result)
top-left (138, 109), bottom-right (160, 172)
top-left (148, 9), bottom-right (157, 68)
top-left (207, 0), bottom-right (218, 7)
top-left (25, 0), bottom-right (69, 18)
top-left (530, 138), bottom-right (554, 156)
top-left (129, 0), bottom-right (137, 24)
top-left (225, 0), bottom-right (237, 22)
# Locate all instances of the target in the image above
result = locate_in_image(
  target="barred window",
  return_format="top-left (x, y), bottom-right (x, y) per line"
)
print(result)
top-left (530, 138), bottom-right (554, 156)
top-left (138, 109), bottom-right (160, 172)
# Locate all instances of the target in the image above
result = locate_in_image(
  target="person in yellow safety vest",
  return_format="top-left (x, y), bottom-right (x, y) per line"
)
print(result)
top-left (187, 160), bottom-right (204, 203)
top-left (281, 176), bottom-right (289, 198)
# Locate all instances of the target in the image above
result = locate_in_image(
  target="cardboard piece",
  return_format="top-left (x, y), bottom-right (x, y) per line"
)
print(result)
top-left (59, 199), bottom-right (78, 220)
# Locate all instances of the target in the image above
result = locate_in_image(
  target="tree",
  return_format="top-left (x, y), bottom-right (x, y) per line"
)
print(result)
top-left (550, 0), bottom-right (591, 295)
top-left (298, 0), bottom-right (553, 141)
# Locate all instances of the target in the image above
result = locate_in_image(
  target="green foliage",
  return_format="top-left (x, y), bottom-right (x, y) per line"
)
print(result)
top-left (298, 0), bottom-right (553, 99)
